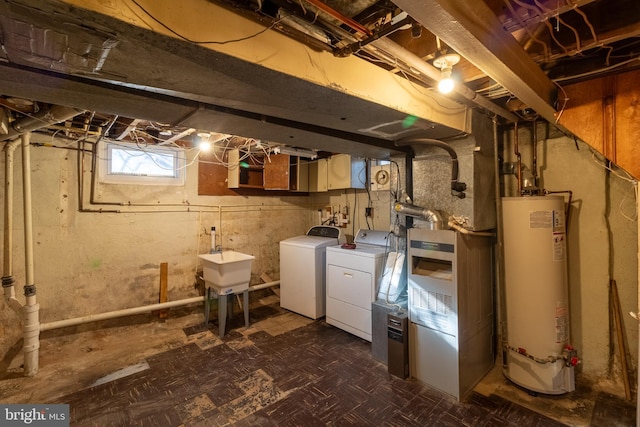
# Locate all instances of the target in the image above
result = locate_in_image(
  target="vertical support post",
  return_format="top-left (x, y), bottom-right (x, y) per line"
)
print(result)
top-left (159, 262), bottom-right (168, 319)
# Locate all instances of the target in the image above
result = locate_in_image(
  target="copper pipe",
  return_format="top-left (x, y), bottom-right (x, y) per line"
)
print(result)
top-left (514, 123), bottom-right (522, 195)
top-left (532, 119), bottom-right (538, 189)
top-left (304, 0), bottom-right (372, 36)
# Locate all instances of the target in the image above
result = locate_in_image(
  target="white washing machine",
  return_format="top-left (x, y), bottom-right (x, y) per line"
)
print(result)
top-left (326, 229), bottom-right (389, 341)
top-left (280, 226), bottom-right (345, 319)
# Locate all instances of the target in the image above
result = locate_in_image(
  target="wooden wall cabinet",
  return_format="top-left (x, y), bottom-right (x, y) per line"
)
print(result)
top-left (308, 158), bottom-right (328, 192)
top-left (226, 149), bottom-right (308, 192)
top-left (264, 154), bottom-right (309, 191)
top-left (227, 148), bottom-right (263, 189)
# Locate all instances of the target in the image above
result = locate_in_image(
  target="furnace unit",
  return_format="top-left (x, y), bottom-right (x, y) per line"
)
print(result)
top-left (407, 228), bottom-right (494, 401)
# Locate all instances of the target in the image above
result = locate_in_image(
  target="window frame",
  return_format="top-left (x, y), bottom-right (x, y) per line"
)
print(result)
top-left (98, 140), bottom-right (187, 186)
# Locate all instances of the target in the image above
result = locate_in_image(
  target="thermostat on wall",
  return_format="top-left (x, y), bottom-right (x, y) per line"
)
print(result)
top-left (370, 164), bottom-right (391, 191)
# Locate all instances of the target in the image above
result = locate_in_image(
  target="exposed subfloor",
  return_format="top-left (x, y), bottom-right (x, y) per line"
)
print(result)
top-left (0, 290), bottom-right (635, 426)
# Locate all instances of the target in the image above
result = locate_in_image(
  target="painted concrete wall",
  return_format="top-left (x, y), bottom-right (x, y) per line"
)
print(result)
top-left (503, 124), bottom-right (638, 394)
top-left (314, 188), bottom-right (393, 242)
top-left (0, 134), bottom-right (319, 354)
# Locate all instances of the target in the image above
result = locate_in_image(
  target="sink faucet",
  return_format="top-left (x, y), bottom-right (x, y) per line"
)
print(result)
top-left (210, 245), bottom-right (223, 254)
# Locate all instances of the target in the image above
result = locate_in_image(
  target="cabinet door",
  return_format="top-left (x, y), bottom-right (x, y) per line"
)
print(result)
top-left (264, 154), bottom-right (290, 190)
top-left (308, 159), bottom-right (328, 192)
top-left (291, 158), bottom-right (309, 192)
top-left (328, 154), bottom-right (366, 190)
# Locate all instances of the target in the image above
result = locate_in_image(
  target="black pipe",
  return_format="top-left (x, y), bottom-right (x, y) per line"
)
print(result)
top-left (333, 16), bottom-right (415, 57)
top-left (396, 137), bottom-right (466, 198)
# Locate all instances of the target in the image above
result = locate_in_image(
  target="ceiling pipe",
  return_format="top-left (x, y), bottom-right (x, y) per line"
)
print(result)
top-left (333, 14), bottom-right (415, 57)
top-left (369, 38), bottom-right (520, 123)
top-left (295, 0), bottom-right (519, 123)
top-left (303, 0), bottom-right (373, 36)
top-left (0, 105), bottom-right (83, 142)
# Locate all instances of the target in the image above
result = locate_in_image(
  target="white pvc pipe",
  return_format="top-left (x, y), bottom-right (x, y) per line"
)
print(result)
top-left (39, 279), bottom-right (281, 333)
top-left (447, 220), bottom-right (495, 237)
top-left (40, 296), bottom-right (205, 332)
top-left (2, 139), bottom-right (23, 312)
top-left (248, 280), bottom-right (280, 292)
top-left (21, 132), bottom-right (39, 377)
top-left (3, 139), bottom-right (20, 274)
top-left (22, 133), bottom-right (34, 285)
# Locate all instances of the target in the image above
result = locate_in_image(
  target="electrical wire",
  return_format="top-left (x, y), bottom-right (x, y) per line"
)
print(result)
top-left (588, 149), bottom-right (638, 221)
top-left (552, 56), bottom-right (640, 83)
top-left (512, 0), bottom-right (569, 55)
top-left (129, 0), bottom-right (292, 45)
top-left (533, 0), bottom-right (582, 53)
top-left (502, 0), bottom-right (550, 60)
top-left (567, 0), bottom-right (598, 45)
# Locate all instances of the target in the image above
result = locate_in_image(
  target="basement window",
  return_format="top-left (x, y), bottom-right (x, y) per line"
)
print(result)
top-left (99, 141), bottom-right (186, 185)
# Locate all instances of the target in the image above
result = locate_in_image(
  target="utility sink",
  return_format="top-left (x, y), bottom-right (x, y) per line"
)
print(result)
top-left (198, 251), bottom-right (255, 295)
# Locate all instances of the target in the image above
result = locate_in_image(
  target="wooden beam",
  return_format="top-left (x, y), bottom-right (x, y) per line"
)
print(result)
top-left (159, 262), bottom-right (168, 319)
top-left (394, 0), bottom-right (558, 123)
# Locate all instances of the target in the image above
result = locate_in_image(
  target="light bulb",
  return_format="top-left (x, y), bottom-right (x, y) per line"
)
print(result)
top-left (199, 141), bottom-right (212, 152)
top-left (438, 77), bottom-right (455, 94)
top-left (433, 53), bottom-right (460, 95)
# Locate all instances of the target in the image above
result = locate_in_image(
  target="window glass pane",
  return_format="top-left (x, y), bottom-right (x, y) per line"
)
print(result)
top-left (99, 141), bottom-right (186, 186)
top-left (109, 147), bottom-right (177, 178)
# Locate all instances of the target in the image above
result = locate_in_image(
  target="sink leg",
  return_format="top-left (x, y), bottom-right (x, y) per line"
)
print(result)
top-left (243, 289), bottom-right (249, 328)
top-left (218, 293), bottom-right (228, 337)
top-left (204, 287), bottom-right (211, 326)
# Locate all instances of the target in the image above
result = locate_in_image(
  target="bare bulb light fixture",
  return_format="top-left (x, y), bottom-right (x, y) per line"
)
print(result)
top-left (197, 132), bottom-right (212, 152)
top-left (433, 53), bottom-right (460, 94)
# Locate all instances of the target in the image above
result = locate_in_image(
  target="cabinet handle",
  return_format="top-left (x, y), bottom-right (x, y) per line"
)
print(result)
top-left (343, 272), bottom-right (353, 278)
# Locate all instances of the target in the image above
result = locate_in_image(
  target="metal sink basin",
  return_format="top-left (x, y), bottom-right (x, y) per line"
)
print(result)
top-left (198, 251), bottom-right (255, 294)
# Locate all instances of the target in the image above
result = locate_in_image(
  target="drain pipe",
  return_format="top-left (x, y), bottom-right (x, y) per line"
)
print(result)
top-left (0, 105), bottom-right (82, 376)
top-left (2, 139), bottom-right (23, 312)
top-left (40, 296), bottom-right (206, 332)
top-left (39, 280), bottom-right (281, 332)
top-left (20, 132), bottom-right (39, 377)
top-left (0, 105), bottom-right (82, 142)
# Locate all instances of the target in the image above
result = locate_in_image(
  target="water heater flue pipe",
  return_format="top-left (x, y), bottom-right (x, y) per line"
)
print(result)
top-left (396, 137), bottom-right (467, 198)
top-left (394, 202), bottom-right (443, 229)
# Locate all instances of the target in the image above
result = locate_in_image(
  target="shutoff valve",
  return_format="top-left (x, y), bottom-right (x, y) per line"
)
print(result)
top-left (562, 345), bottom-right (580, 367)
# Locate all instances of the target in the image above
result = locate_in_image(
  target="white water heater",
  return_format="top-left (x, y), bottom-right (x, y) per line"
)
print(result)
top-left (502, 196), bottom-right (577, 394)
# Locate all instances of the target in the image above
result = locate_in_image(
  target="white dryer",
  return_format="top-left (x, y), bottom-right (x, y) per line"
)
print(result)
top-left (279, 226), bottom-right (345, 319)
top-left (326, 229), bottom-right (390, 341)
